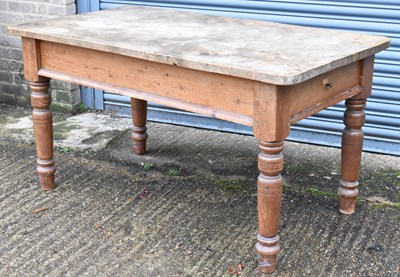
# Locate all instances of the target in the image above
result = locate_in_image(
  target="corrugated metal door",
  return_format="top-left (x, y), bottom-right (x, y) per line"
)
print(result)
top-left (81, 0), bottom-right (400, 155)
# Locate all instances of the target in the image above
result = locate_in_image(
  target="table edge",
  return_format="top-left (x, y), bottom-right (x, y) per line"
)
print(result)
top-left (7, 26), bottom-right (390, 85)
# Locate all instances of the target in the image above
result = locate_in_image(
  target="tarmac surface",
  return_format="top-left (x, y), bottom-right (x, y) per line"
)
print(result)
top-left (0, 103), bottom-right (399, 276)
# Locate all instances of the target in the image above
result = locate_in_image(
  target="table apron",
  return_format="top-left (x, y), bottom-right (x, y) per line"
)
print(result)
top-left (39, 41), bottom-right (257, 120)
top-left (38, 68), bottom-right (254, 127)
top-left (33, 39), bottom-right (364, 136)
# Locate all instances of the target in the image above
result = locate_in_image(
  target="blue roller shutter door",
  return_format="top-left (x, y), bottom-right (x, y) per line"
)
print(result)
top-left (87, 0), bottom-right (400, 155)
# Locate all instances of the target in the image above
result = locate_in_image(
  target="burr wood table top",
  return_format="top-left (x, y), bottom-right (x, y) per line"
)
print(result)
top-left (8, 6), bottom-right (389, 85)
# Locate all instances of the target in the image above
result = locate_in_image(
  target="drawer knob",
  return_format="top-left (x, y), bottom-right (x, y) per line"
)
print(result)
top-left (323, 79), bottom-right (333, 89)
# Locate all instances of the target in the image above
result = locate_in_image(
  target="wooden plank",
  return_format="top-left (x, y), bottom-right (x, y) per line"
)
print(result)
top-left (287, 62), bottom-right (360, 116)
top-left (253, 83), bottom-right (291, 141)
top-left (21, 38), bottom-right (46, 82)
top-left (290, 86), bottom-right (362, 124)
top-left (359, 55), bottom-right (375, 99)
top-left (38, 68), bottom-right (254, 126)
top-left (39, 41), bottom-right (256, 117)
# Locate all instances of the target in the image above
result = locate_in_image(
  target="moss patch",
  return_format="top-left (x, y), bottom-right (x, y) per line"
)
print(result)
top-left (370, 202), bottom-right (400, 211)
top-left (140, 162), bottom-right (154, 170)
top-left (214, 177), bottom-right (245, 191)
top-left (366, 196), bottom-right (400, 211)
top-left (167, 167), bottom-right (182, 176)
top-left (77, 102), bottom-right (90, 113)
top-left (303, 187), bottom-right (339, 199)
top-left (362, 168), bottom-right (400, 203)
top-left (56, 145), bottom-right (73, 154)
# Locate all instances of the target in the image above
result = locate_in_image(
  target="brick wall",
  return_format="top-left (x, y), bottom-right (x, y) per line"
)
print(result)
top-left (0, 0), bottom-right (80, 113)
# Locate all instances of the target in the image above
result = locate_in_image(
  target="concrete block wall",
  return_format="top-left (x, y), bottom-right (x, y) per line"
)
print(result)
top-left (0, 0), bottom-right (81, 113)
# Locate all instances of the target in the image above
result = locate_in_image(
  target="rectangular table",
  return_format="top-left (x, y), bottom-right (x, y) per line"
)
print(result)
top-left (8, 6), bottom-right (390, 273)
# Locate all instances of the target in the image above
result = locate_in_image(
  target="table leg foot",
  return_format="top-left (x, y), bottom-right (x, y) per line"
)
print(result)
top-left (30, 80), bottom-right (56, 190)
top-left (131, 98), bottom-right (148, 155)
top-left (339, 97), bottom-right (366, 214)
top-left (37, 159), bottom-right (56, 190)
top-left (256, 234), bottom-right (280, 273)
top-left (339, 180), bottom-right (359, 214)
top-left (132, 126), bottom-right (147, 155)
top-left (256, 141), bottom-right (284, 273)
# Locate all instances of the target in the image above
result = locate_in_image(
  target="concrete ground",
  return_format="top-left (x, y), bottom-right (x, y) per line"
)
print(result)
top-left (0, 103), bottom-right (399, 276)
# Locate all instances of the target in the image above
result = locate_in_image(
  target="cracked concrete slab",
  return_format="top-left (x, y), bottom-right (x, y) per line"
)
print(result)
top-left (0, 105), bottom-right (132, 151)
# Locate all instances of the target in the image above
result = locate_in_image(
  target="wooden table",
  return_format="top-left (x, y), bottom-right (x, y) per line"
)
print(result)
top-left (8, 6), bottom-right (389, 273)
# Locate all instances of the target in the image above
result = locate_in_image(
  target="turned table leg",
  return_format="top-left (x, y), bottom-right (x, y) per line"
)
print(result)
top-left (255, 141), bottom-right (284, 273)
top-left (30, 79), bottom-right (56, 190)
top-left (130, 98), bottom-right (148, 155)
top-left (339, 96), bottom-right (366, 214)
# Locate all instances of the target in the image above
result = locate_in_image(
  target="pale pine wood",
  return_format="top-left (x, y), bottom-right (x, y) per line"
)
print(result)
top-left (8, 6), bottom-right (390, 85)
top-left (21, 37), bottom-right (46, 82)
top-left (253, 83), bottom-right (291, 141)
top-left (253, 64), bottom-right (360, 138)
top-left (39, 41), bottom-right (256, 117)
top-left (290, 86), bottom-right (361, 124)
top-left (287, 62), bottom-right (360, 115)
top-left (38, 68), bottom-right (254, 126)
top-left (359, 55), bottom-right (375, 99)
